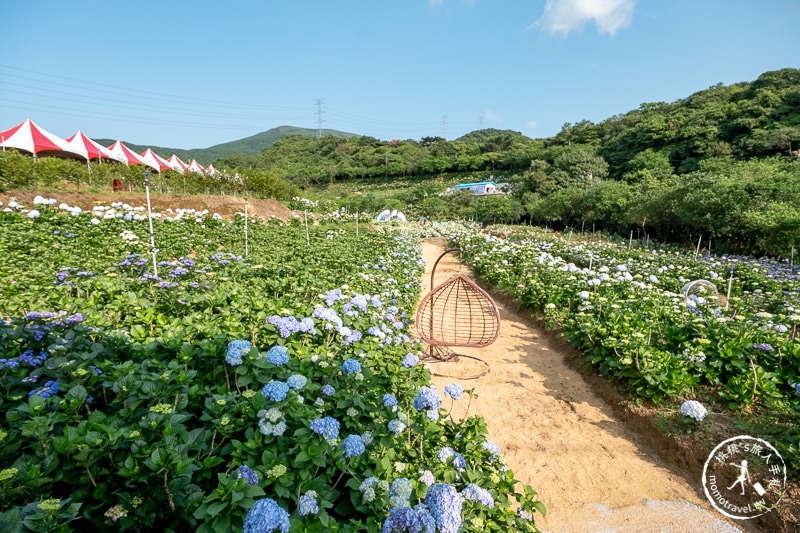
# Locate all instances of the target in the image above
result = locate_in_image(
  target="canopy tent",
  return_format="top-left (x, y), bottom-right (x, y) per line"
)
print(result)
top-left (187, 159), bottom-right (206, 174)
top-left (65, 131), bottom-right (115, 160)
top-left (107, 141), bottom-right (144, 166)
top-left (166, 154), bottom-right (187, 173)
top-left (139, 148), bottom-right (172, 172)
top-left (0, 119), bottom-right (87, 160)
top-left (205, 163), bottom-right (219, 176)
top-left (376, 209), bottom-right (407, 222)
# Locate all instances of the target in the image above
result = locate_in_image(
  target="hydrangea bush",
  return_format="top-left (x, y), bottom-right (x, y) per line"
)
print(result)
top-left (0, 206), bottom-right (544, 531)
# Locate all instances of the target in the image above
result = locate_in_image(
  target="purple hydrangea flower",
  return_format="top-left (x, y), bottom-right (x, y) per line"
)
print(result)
top-left (237, 465), bottom-right (259, 486)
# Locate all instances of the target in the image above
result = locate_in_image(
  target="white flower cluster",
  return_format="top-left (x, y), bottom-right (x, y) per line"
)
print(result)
top-left (680, 400), bottom-right (708, 422)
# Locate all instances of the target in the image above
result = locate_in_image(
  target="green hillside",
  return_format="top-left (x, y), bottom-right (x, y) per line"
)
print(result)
top-left (94, 125), bottom-right (357, 166)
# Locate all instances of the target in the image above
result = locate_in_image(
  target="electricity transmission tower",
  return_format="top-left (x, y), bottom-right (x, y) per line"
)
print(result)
top-left (315, 99), bottom-right (325, 138)
top-left (441, 115), bottom-right (446, 140)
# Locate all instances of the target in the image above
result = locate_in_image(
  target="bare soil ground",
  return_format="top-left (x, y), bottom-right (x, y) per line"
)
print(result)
top-left (418, 237), bottom-right (771, 533)
top-left (0, 190), bottom-right (291, 221)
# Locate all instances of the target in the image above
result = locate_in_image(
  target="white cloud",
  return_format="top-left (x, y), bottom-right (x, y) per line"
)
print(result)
top-left (428, 0), bottom-right (444, 5)
top-left (533, 0), bottom-right (635, 35)
top-left (485, 111), bottom-right (499, 122)
top-left (527, 121), bottom-right (537, 129)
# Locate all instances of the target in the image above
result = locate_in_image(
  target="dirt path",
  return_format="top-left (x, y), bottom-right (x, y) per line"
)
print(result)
top-left (418, 237), bottom-right (743, 533)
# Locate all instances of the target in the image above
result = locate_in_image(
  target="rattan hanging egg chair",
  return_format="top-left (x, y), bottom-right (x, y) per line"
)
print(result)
top-left (415, 248), bottom-right (500, 379)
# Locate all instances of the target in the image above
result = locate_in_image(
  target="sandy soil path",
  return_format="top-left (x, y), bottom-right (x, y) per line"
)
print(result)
top-left (418, 237), bottom-right (743, 533)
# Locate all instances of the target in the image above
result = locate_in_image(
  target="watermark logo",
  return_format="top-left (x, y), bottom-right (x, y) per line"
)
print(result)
top-left (702, 435), bottom-right (786, 519)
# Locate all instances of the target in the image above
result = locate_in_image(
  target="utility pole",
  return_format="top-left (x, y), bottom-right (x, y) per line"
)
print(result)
top-left (441, 115), bottom-right (446, 140)
top-left (315, 99), bottom-right (325, 138)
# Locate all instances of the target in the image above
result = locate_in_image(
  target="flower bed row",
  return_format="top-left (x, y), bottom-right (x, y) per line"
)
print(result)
top-left (0, 206), bottom-right (543, 532)
top-left (444, 225), bottom-right (799, 474)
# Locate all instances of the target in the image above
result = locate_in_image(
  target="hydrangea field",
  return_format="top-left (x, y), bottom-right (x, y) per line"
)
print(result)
top-left (446, 225), bottom-right (800, 475)
top-left (0, 202), bottom-right (543, 532)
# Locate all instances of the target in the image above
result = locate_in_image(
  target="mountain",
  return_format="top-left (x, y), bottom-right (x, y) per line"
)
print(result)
top-left (94, 125), bottom-right (358, 166)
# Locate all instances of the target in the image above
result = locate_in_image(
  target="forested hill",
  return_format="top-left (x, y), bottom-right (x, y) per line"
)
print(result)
top-left (94, 126), bottom-right (357, 166)
top-left (215, 68), bottom-right (799, 184)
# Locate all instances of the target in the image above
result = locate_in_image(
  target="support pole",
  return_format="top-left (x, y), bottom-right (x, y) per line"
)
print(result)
top-left (694, 234), bottom-right (703, 260)
top-left (144, 172), bottom-right (158, 277)
top-left (304, 209), bottom-right (310, 246)
top-left (356, 211), bottom-right (359, 238)
top-left (244, 197), bottom-right (249, 258)
top-left (726, 266), bottom-right (734, 310)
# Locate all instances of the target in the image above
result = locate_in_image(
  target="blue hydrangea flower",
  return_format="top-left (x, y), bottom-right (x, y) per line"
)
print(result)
top-left (286, 374), bottom-right (308, 390)
top-left (389, 478), bottom-right (413, 508)
top-left (298, 490), bottom-right (319, 516)
top-left (388, 419), bottom-right (406, 435)
top-left (243, 498), bottom-right (290, 533)
top-left (237, 465), bottom-right (259, 486)
top-left (518, 508), bottom-right (534, 521)
top-left (482, 440), bottom-right (500, 456)
top-left (261, 381), bottom-right (289, 401)
top-left (382, 505), bottom-right (436, 533)
top-left (360, 477), bottom-right (378, 503)
top-left (383, 393), bottom-right (398, 407)
top-left (310, 416), bottom-right (340, 440)
top-left (444, 383), bottom-right (463, 400)
top-left (461, 483), bottom-right (494, 508)
top-left (361, 432), bottom-right (374, 446)
top-left (226, 340), bottom-right (251, 366)
top-left (413, 386), bottom-right (441, 412)
top-left (322, 384), bottom-right (335, 396)
top-left (342, 358), bottom-right (361, 374)
top-left (424, 484), bottom-right (462, 533)
top-left (258, 417), bottom-right (287, 437)
top-left (324, 288), bottom-right (343, 306)
top-left (265, 345), bottom-right (289, 366)
top-left (28, 380), bottom-right (59, 399)
top-left (342, 434), bottom-right (366, 458)
top-left (402, 353), bottom-right (419, 368)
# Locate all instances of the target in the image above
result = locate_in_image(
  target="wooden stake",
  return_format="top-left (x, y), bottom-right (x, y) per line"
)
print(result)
top-left (726, 266), bottom-right (734, 310)
top-left (694, 234), bottom-right (702, 260)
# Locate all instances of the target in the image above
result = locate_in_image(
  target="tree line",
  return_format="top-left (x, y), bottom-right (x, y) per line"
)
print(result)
top-left (214, 68), bottom-right (799, 256)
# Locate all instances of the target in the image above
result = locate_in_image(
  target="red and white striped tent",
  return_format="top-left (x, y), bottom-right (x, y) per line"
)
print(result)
top-left (205, 163), bottom-right (220, 176)
top-left (166, 154), bottom-right (188, 173)
top-left (0, 119), bottom-right (87, 159)
top-left (65, 131), bottom-right (114, 160)
top-left (107, 141), bottom-right (144, 166)
top-left (139, 148), bottom-right (172, 172)
top-left (187, 159), bottom-right (206, 174)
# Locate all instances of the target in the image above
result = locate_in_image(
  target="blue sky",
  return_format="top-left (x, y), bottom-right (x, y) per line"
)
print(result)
top-left (1, 1), bottom-right (798, 150)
